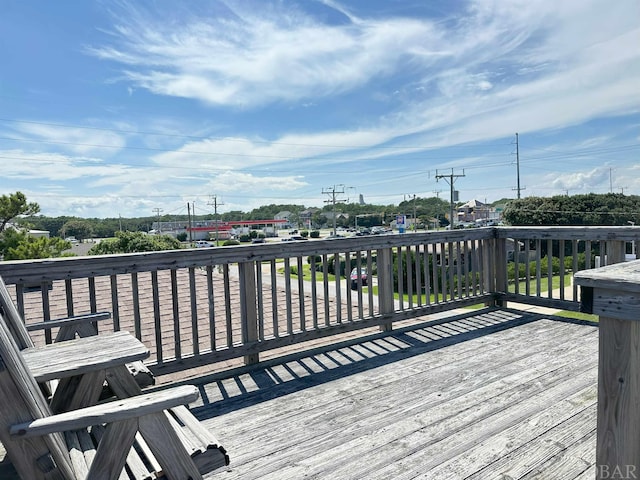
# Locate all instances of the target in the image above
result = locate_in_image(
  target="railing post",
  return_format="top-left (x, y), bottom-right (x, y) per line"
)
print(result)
top-left (482, 234), bottom-right (507, 307)
top-left (575, 260), bottom-right (640, 478)
top-left (377, 247), bottom-right (394, 332)
top-left (605, 240), bottom-right (626, 265)
top-left (494, 236), bottom-right (508, 307)
top-left (238, 261), bottom-right (259, 365)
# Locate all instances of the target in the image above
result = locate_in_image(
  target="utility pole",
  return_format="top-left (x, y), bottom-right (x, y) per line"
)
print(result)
top-left (512, 133), bottom-right (525, 199)
top-left (610, 168), bottom-right (613, 193)
top-left (322, 185), bottom-right (347, 236)
top-left (413, 195), bottom-right (417, 231)
top-left (208, 195), bottom-right (224, 245)
top-left (406, 194), bottom-right (417, 231)
top-left (436, 169), bottom-right (465, 229)
top-left (187, 202), bottom-right (193, 242)
top-left (152, 208), bottom-right (163, 233)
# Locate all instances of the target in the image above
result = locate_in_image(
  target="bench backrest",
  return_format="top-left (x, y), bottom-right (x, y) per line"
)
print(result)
top-left (0, 276), bottom-right (35, 350)
top-left (0, 312), bottom-right (76, 479)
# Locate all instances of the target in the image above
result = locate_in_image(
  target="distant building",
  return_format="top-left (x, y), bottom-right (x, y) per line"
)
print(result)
top-left (456, 199), bottom-right (501, 224)
top-left (274, 211), bottom-right (293, 228)
top-left (4, 223), bottom-right (50, 238)
top-left (299, 208), bottom-right (320, 229)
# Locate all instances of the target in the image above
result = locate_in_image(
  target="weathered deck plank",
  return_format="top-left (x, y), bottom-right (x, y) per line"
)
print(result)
top-left (190, 309), bottom-right (598, 480)
top-left (1, 308), bottom-right (599, 479)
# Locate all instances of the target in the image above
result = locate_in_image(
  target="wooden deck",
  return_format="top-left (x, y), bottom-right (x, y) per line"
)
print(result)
top-left (189, 307), bottom-right (598, 479)
top-left (0, 307), bottom-right (599, 479)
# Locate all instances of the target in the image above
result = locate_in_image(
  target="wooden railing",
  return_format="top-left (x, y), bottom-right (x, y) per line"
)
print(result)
top-left (0, 226), bottom-right (637, 377)
top-left (575, 259), bottom-right (640, 475)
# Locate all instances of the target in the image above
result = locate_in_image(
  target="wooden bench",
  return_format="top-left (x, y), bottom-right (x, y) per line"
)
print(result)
top-left (0, 310), bottom-right (229, 479)
top-left (0, 276), bottom-right (154, 409)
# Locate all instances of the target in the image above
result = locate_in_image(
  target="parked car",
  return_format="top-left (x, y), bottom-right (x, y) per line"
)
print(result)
top-left (350, 267), bottom-right (369, 289)
top-left (251, 238), bottom-right (266, 244)
top-left (194, 240), bottom-right (213, 247)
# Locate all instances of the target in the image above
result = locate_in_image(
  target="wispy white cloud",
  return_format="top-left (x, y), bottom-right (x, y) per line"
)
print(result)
top-left (11, 123), bottom-right (126, 156)
top-left (87, 2), bottom-right (447, 107)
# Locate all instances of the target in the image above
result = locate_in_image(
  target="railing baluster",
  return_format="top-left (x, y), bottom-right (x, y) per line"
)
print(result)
top-left (223, 264), bottom-right (233, 349)
top-left (270, 259), bottom-right (279, 338)
top-left (423, 243), bottom-right (431, 305)
top-left (297, 256), bottom-right (305, 331)
top-left (131, 272), bottom-right (141, 340)
top-left (310, 256), bottom-right (319, 330)
top-left (109, 275), bottom-right (120, 333)
top-left (188, 267), bottom-right (199, 357)
top-left (524, 240), bottom-right (531, 297)
top-left (398, 246), bottom-right (405, 309)
top-left (355, 250), bottom-right (363, 320)
top-left (322, 254), bottom-right (330, 327)
top-left (206, 265), bottom-right (215, 351)
top-left (151, 270), bottom-right (162, 364)
top-left (448, 242), bottom-right (455, 301)
top-left (463, 241), bottom-right (470, 298)
top-left (345, 251), bottom-right (353, 322)
top-left (406, 246), bottom-right (414, 309)
top-left (366, 250), bottom-right (374, 315)
top-left (559, 239), bottom-right (565, 301)
top-left (535, 239), bottom-right (542, 296)
top-left (256, 261), bottom-right (265, 340)
top-left (547, 239), bottom-right (553, 299)
top-left (513, 238), bottom-right (520, 296)
top-left (65, 279), bottom-right (74, 317)
top-left (170, 269), bottom-right (181, 360)
top-left (334, 253), bottom-right (342, 324)
top-left (283, 257), bottom-right (293, 334)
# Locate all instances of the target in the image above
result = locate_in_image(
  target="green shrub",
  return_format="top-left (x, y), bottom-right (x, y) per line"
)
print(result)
top-left (238, 234), bottom-right (251, 242)
top-left (223, 239), bottom-right (240, 246)
top-left (310, 230), bottom-right (320, 238)
top-left (307, 255), bottom-right (322, 267)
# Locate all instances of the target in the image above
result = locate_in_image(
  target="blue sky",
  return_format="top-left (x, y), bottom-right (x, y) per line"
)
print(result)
top-left (1, 0), bottom-right (639, 219)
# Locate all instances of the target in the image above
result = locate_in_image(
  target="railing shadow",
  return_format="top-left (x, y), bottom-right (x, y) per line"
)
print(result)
top-left (190, 307), bottom-right (558, 420)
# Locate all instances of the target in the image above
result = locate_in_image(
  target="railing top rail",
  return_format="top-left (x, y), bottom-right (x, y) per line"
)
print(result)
top-left (495, 225), bottom-right (640, 241)
top-left (0, 229), bottom-right (495, 284)
top-left (0, 226), bottom-right (637, 284)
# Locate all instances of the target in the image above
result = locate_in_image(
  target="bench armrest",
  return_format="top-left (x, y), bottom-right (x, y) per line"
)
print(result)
top-left (25, 312), bottom-right (111, 332)
top-left (10, 385), bottom-right (199, 438)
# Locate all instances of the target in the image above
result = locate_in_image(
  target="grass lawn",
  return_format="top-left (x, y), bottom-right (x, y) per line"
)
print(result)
top-left (281, 265), bottom-right (596, 322)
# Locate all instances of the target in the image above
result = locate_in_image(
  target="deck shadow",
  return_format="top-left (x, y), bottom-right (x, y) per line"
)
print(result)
top-left (191, 307), bottom-right (550, 420)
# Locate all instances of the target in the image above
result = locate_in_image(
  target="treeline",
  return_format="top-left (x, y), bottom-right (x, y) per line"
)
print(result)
top-left (14, 193), bottom-right (640, 242)
top-left (503, 193), bottom-right (640, 226)
top-left (20, 197), bottom-right (454, 239)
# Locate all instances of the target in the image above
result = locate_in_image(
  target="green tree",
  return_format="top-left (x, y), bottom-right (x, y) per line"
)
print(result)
top-left (61, 219), bottom-right (94, 241)
top-left (0, 191), bottom-right (40, 232)
top-left (88, 231), bottom-right (182, 254)
top-left (0, 229), bottom-right (71, 260)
